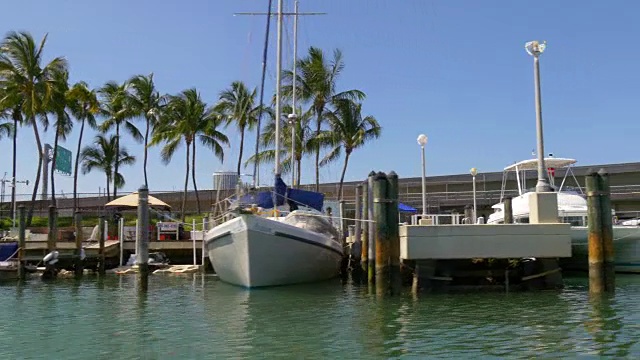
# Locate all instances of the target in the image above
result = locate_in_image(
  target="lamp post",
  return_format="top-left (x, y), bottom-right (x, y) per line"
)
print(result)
top-left (470, 167), bottom-right (478, 224)
top-left (525, 40), bottom-right (551, 193)
top-left (417, 134), bottom-right (428, 216)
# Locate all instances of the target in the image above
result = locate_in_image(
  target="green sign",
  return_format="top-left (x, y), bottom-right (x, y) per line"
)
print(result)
top-left (54, 145), bottom-right (72, 176)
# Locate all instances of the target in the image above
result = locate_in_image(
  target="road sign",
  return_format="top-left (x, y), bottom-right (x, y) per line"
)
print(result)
top-left (54, 145), bottom-right (72, 176)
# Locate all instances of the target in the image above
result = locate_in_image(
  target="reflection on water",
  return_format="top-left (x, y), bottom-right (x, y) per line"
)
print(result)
top-left (0, 275), bottom-right (638, 359)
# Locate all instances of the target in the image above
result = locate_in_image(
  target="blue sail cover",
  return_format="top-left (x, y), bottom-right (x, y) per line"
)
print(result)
top-left (237, 175), bottom-right (324, 212)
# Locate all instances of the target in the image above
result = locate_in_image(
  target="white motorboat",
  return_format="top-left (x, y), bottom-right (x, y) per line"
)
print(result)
top-left (204, 1), bottom-right (344, 288)
top-left (487, 156), bottom-right (640, 273)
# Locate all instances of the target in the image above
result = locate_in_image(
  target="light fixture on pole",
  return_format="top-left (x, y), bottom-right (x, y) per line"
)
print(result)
top-left (525, 40), bottom-right (551, 193)
top-left (417, 134), bottom-right (428, 216)
top-left (470, 167), bottom-right (478, 224)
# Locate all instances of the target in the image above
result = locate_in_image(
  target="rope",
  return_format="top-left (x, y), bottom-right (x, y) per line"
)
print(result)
top-left (4, 246), bottom-right (21, 261)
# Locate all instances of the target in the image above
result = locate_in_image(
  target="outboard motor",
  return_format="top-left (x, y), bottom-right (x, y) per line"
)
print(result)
top-left (41, 250), bottom-right (59, 280)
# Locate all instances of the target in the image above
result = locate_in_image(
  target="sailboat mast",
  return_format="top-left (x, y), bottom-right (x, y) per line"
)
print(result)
top-left (274, 0), bottom-right (284, 177)
top-left (290, 0), bottom-right (299, 187)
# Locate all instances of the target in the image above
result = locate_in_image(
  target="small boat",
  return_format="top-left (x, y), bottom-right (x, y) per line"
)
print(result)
top-left (205, 3), bottom-right (344, 288)
top-left (205, 176), bottom-right (344, 288)
top-left (487, 155), bottom-right (640, 273)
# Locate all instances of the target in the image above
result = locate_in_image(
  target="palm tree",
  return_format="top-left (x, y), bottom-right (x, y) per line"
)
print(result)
top-left (127, 73), bottom-right (164, 187)
top-left (0, 31), bottom-right (68, 225)
top-left (214, 81), bottom-right (264, 176)
top-left (0, 111), bottom-right (13, 139)
top-left (80, 134), bottom-right (136, 202)
top-left (67, 81), bottom-right (100, 214)
top-left (282, 47), bottom-right (365, 191)
top-left (99, 81), bottom-right (142, 199)
top-left (150, 88), bottom-right (228, 220)
top-left (48, 70), bottom-right (73, 206)
top-left (0, 90), bottom-right (22, 223)
top-left (319, 99), bottom-right (381, 200)
top-left (245, 105), bottom-right (314, 187)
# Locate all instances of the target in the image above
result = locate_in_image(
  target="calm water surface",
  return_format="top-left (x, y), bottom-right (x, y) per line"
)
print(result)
top-left (0, 274), bottom-right (638, 359)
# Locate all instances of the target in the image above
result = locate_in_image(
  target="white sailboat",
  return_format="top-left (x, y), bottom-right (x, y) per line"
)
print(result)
top-left (487, 156), bottom-right (640, 273)
top-left (204, 0), bottom-right (344, 288)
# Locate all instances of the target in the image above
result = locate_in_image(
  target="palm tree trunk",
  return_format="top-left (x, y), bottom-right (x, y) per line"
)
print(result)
top-left (337, 151), bottom-right (351, 201)
top-left (314, 112), bottom-right (322, 192)
top-left (106, 175), bottom-right (111, 202)
top-left (10, 114), bottom-right (18, 224)
top-left (73, 119), bottom-right (86, 215)
top-left (143, 116), bottom-right (150, 187)
top-left (182, 141), bottom-right (191, 222)
top-left (113, 123), bottom-right (120, 199)
top-left (192, 141), bottom-right (200, 214)
top-left (237, 127), bottom-right (245, 176)
top-left (27, 119), bottom-right (44, 226)
top-left (50, 129), bottom-right (60, 207)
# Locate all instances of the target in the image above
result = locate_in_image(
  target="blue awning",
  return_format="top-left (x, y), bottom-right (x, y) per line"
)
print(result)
top-left (398, 203), bottom-right (417, 213)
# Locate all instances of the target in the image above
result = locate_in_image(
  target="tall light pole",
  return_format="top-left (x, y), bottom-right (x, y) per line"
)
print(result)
top-left (417, 134), bottom-right (428, 216)
top-left (470, 167), bottom-right (478, 223)
top-left (525, 40), bottom-right (551, 193)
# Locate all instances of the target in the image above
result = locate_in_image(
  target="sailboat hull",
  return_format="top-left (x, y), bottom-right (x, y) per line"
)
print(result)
top-left (205, 214), bottom-right (344, 288)
top-left (563, 226), bottom-right (640, 273)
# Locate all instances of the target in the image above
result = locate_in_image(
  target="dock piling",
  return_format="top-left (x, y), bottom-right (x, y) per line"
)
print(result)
top-left (192, 219), bottom-right (197, 266)
top-left (74, 212), bottom-right (84, 277)
top-left (118, 217), bottom-right (124, 267)
top-left (354, 184), bottom-right (362, 264)
top-left (367, 171), bottom-right (376, 286)
top-left (387, 171), bottom-right (402, 295)
top-left (504, 197), bottom-right (513, 224)
top-left (136, 185), bottom-right (150, 278)
top-left (47, 205), bottom-right (57, 252)
top-left (374, 172), bottom-right (389, 296)
top-left (597, 169), bottom-right (615, 292)
top-left (586, 169), bottom-right (604, 294)
top-left (361, 182), bottom-right (368, 273)
top-left (98, 215), bottom-right (106, 276)
top-left (18, 205), bottom-right (26, 280)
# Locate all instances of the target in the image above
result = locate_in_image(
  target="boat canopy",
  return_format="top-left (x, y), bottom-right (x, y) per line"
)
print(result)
top-left (504, 157), bottom-right (576, 171)
top-left (399, 203), bottom-right (418, 213)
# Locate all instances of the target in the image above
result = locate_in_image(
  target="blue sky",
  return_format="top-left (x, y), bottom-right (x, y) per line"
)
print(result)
top-left (1, 0), bottom-right (639, 198)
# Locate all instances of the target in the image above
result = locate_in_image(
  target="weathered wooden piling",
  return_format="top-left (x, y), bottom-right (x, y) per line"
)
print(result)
top-left (355, 183), bottom-right (362, 246)
top-left (136, 185), bottom-right (150, 277)
top-left (74, 212), bottom-right (84, 277)
top-left (47, 205), bottom-right (57, 252)
top-left (367, 171), bottom-right (376, 285)
top-left (374, 172), bottom-right (389, 296)
top-left (361, 182), bottom-right (369, 273)
top-left (586, 169), bottom-right (604, 294)
top-left (598, 169), bottom-right (615, 292)
top-left (504, 197), bottom-right (513, 224)
top-left (98, 215), bottom-right (106, 276)
top-left (18, 205), bottom-right (26, 280)
top-left (387, 171), bottom-right (402, 295)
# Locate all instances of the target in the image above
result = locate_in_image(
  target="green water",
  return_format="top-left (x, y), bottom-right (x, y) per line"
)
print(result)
top-left (0, 275), bottom-right (639, 359)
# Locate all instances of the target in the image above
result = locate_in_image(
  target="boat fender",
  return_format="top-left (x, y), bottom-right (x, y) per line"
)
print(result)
top-left (43, 250), bottom-right (59, 263)
top-left (80, 248), bottom-right (86, 261)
